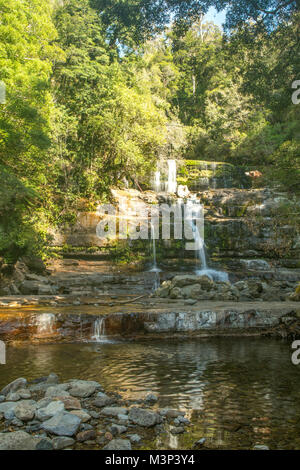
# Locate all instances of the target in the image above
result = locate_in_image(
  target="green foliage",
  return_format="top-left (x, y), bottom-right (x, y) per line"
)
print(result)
top-left (0, 0), bottom-right (299, 264)
top-left (108, 240), bottom-right (143, 264)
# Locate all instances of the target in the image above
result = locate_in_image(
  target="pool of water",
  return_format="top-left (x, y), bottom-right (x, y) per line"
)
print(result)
top-left (1, 337), bottom-right (300, 449)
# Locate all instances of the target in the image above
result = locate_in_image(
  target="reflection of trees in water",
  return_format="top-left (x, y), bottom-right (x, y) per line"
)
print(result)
top-left (3, 339), bottom-right (300, 448)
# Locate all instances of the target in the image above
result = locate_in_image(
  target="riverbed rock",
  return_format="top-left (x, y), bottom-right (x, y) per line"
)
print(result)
top-left (1, 378), bottom-right (27, 396)
top-left (0, 431), bottom-right (38, 450)
top-left (68, 380), bottom-right (100, 398)
top-left (52, 436), bottom-right (75, 450)
top-left (46, 373), bottom-right (60, 385)
top-left (171, 426), bottom-right (185, 435)
top-left (20, 280), bottom-right (41, 295)
top-left (128, 407), bottom-right (160, 427)
top-left (36, 401), bottom-right (65, 421)
top-left (93, 392), bottom-right (115, 408)
top-left (45, 385), bottom-right (70, 398)
top-left (144, 393), bottom-right (158, 405)
top-left (14, 402), bottom-right (36, 422)
top-left (41, 411), bottom-right (81, 436)
top-left (109, 424), bottom-right (127, 436)
top-left (70, 409), bottom-right (91, 422)
top-left (103, 439), bottom-right (132, 450)
top-left (76, 429), bottom-right (96, 442)
top-left (35, 438), bottom-right (54, 451)
top-left (128, 434), bottom-right (141, 444)
top-left (55, 396), bottom-right (81, 410)
top-left (18, 389), bottom-right (32, 399)
top-left (100, 407), bottom-right (128, 418)
top-left (6, 392), bottom-right (21, 402)
top-left (253, 445), bottom-right (269, 450)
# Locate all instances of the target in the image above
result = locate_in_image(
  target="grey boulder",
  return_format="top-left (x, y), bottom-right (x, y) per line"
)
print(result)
top-left (93, 392), bottom-right (115, 408)
top-left (52, 436), bottom-right (75, 450)
top-left (68, 380), bottom-right (100, 398)
top-left (14, 402), bottom-right (36, 422)
top-left (103, 439), bottom-right (132, 450)
top-left (0, 431), bottom-right (38, 450)
top-left (41, 411), bottom-right (81, 436)
top-left (1, 378), bottom-right (27, 396)
top-left (36, 401), bottom-right (65, 421)
top-left (129, 407), bottom-right (160, 427)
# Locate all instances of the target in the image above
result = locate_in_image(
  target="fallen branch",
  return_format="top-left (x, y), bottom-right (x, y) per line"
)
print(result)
top-left (110, 294), bottom-right (148, 305)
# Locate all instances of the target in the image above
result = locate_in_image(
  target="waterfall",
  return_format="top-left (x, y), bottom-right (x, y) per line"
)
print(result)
top-left (149, 223), bottom-right (161, 273)
top-left (167, 160), bottom-right (177, 193)
top-left (186, 198), bottom-right (207, 270)
top-left (154, 171), bottom-right (161, 192)
top-left (149, 223), bottom-right (161, 289)
top-left (36, 313), bottom-right (56, 336)
top-left (185, 198), bottom-right (229, 283)
top-left (92, 317), bottom-right (111, 343)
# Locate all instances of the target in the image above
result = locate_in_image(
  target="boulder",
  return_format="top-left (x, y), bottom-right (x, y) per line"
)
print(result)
top-left (14, 402), bottom-right (36, 422)
top-left (68, 380), bottom-right (100, 398)
top-left (52, 436), bottom-right (75, 450)
top-left (109, 424), bottom-right (127, 435)
top-left (6, 392), bottom-right (21, 402)
top-left (55, 396), bottom-right (81, 411)
top-left (100, 407), bottom-right (128, 418)
top-left (144, 393), bottom-right (158, 405)
top-left (128, 407), bottom-right (159, 427)
top-left (0, 431), bottom-right (38, 450)
top-left (103, 439), bottom-right (132, 450)
top-left (38, 285), bottom-right (55, 295)
top-left (1, 378), bottom-right (27, 396)
top-left (35, 438), bottom-right (54, 451)
top-left (70, 410), bottom-right (91, 422)
top-left (129, 434), bottom-right (141, 444)
top-left (41, 411), bottom-right (81, 437)
top-left (93, 393), bottom-right (115, 408)
top-left (19, 280), bottom-right (41, 295)
top-left (0, 400), bottom-right (36, 420)
top-left (36, 401), bottom-right (65, 421)
top-left (46, 373), bottom-right (59, 385)
top-left (45, 385), bottom-right (70, 398)
top-left (76, 430), bottom-right (96, 442)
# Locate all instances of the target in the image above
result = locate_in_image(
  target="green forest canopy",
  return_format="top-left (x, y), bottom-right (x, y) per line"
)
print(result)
top-left (0, 0), bottom-right (299, 261)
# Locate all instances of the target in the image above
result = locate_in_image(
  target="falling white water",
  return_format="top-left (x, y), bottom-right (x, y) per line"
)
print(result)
top-left (92, 317), bottom-right (111, 343)
top-left (185, 198), bottom-right (207, 270)
top-left (149, 223), bottom-right (161, 289)
top-left (36, 313), bottom-right (56, 336)
top-left (154, 171), bottom-right (161, 192)
top-left (167, 160), bottom-right (177, 193)
top-left (149, 223), bottom-right (161, 273)
top-left (185, 198), bottom-right (229, 282)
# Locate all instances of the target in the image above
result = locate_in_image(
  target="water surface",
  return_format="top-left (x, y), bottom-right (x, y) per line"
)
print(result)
top-left (1, 338), bottom-right (299, 450)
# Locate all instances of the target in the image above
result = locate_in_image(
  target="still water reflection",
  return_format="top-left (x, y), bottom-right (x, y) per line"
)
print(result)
top-left (0, 338), bottom-right (300, 449)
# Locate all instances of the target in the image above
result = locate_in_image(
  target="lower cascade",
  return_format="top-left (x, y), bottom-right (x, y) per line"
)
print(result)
top-left (91, 317), bottom-right (111, 343)
top-left (36, 313), bottom-right (56, 336)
